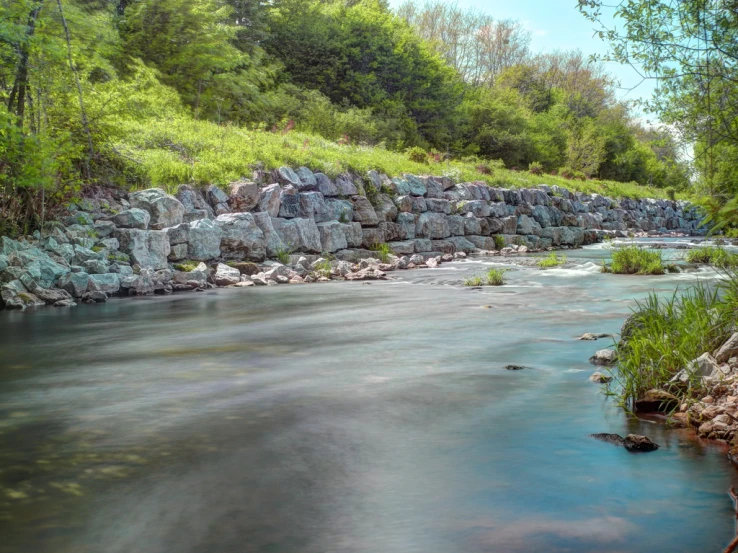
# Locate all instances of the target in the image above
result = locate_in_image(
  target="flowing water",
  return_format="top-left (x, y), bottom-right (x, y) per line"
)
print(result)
top-left (1, 239), bottom-right (737, 553)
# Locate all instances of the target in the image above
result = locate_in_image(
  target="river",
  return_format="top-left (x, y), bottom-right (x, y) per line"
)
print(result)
top-left (1, 240), bottom-right (736, 553)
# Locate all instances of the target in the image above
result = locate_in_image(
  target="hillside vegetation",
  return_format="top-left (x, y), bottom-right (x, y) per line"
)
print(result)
top-left (1, 0), bottom-right (689, 235)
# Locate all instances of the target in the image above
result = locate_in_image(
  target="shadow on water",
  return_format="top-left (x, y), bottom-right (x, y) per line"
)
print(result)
top-left (1, 240), bottom-right (737, 553)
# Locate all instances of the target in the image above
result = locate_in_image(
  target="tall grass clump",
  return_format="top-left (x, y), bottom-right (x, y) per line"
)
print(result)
top-left (602, 246), bottom-right (664, 275)
top-left (537, 252), bottom-right (567, 268)
top-left (492, 235), bottom-right (506, 250)
top-left (369, 242), bottom-right (393, 263)
top-left (685, 246), bottom-right (738, 268)
top-left (615, 281), bottom-right (738, 405)
top-left (463, 268), bottom-right (507, 286)
top-left (275, 248), bottom-right (291, 265)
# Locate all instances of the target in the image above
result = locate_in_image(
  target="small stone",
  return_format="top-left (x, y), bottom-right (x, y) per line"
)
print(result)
top-left (589, 349), bottom-right (618, 366)
top-left (622, 434), bottom-right (659, 452)
top-left (589, 372), bottom-right (612, 383)
top-left (703, 396), bottom-right (715, 404)
top-left (578, 333), bottom-right (611, 341)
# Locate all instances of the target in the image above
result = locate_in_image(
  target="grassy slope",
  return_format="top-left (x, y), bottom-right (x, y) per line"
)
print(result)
top-left (116, 117), bottom-right (675, 200)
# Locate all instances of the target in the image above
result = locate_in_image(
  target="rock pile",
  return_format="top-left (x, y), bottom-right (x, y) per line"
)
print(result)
top-left (0, 166), bottom-right (704, 311)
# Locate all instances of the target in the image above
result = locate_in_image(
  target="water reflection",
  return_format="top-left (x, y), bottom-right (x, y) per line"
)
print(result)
top-left (1, 241), bottom-right (737, 553)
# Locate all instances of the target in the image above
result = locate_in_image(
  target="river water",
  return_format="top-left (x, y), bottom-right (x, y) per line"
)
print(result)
top-left (1, 240), bottom-right (737, 553)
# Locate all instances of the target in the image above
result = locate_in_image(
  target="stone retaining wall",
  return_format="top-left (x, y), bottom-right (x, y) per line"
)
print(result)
top-left (0, 167), bottom-right (703, 309)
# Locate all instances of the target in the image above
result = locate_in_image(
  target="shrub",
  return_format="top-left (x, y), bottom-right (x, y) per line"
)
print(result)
top-left (559, 167), bottom-right (586, 181)
top-left (666, 187), bottom-right (677, 201)
top-left (528, 161), bottom-right (544, 176)
top-left (174, 260), bottom-right (200, 272)
top-left (370, 242), bottom-right (393, 263)
top-left (407, 146), bottom-right (427, 164)
top-left (537, 252), bottom-right (567, 268)
top-left (602, 246), bottom-right (664, 275)
top-left (493, 235), bottom-right (506, 250)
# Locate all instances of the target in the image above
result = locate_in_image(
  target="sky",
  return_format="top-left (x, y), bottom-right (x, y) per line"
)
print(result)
top-left (388, 0), bottom-right (659, 119)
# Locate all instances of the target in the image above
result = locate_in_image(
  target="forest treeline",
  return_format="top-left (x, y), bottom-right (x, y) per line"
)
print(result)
top-left (1, 0), bottom-right (690, 233)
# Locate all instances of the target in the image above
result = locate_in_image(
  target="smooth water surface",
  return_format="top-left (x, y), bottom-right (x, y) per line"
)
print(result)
top-left (1, 242), bottom-right (736, 553)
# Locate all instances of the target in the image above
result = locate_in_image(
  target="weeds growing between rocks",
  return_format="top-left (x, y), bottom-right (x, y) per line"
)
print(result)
top-left (369, 242), bottom-right (393, 263)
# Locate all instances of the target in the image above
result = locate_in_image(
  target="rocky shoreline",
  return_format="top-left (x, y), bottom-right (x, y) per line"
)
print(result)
top-left (0, 166), bottom-right (703, 310)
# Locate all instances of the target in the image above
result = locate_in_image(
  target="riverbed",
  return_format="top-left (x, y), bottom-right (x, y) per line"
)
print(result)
top-left (1, 240), bottom-right (736, 553)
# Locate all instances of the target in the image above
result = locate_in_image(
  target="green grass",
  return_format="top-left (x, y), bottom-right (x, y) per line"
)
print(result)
top-left (369, 242), bottom-right (393, 263)
top-left (685, 246), bottom-right (738, 268)
top-left (313, 259), bottom-right (333, 277)
top-left (114, 116), bottom-right (677, 199)
top-left (537, 252), bottom-right (567, 268)
top-left (173, 260), bottom-right (200, 272)
top-left (614, 278), bottom-right (738, 406)
top-left (275, 248), bottom-right (291, 265)
top-left (492, 235), bottom-right (506, 250)
top-left (602, 246), bottom-right (665, 275)
top-left (463, 268), bottom-right (507, 286)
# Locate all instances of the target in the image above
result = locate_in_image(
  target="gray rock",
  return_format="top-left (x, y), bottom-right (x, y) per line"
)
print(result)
top-left (325, 199), bottom-right (353, 223)
top-left (279, 186), bottom-right (300, 218)
top-left (275, 166), bottom-right (300, 187)
top-left (351, 196), bottom-right (379, 226)
top-left (316, 173), bottom-right (340, 197)
top-left (426, 199), bottom-right (452, 215)
top-left (206, 185), bottom-right (230, 215)
top-left (374, 194), bottom-right (398, 223)
top-left (446, 236), bottom-right (477, 253)
top-left (59, 272), bottom-right (91, 298)
top-left (129, 188), bottom-right (185, 230)
top-left (176, 184), bottom-right (215, 219)
top-left (361, 228), bottom-right (386, 249)
top-left (64, 212), bottom-right (94, 226)
top-left (112, 208), bottom-right (150, 230)
top-left (34, 287), bottom-right (73, 305)
top-left (182, 219), bottom-right (223, 261)
top-left (335, 174), bottom-right (359, 196)
top-left (590, 349), bottom-right (618, 366)
top-left (258, 183), bottom-right (281, 217)
top-left (121, 268), bottom-right (155, 295)
top-left (93, 221), bottom-right (116, 238)
top-left (457, 200), bottom-right (490, 218)
top-left (715, 333), bottom-right (738, 363)
top-left (215, 213), bottom-right (267, 261)
top-left (299, 192), bottom-right (332, 222)
top-left (404, 175), bottom-right (427, 196)
top-left (88, 273), bottom-right (121, 294)
top-left (272, 218), bottom-right (322, 253)
top-left (397, 213), bottom-right (416, 240)
top-left (82, 259), bottom-right (110, 275)
top-left (318, 221), bottom-right (348, 253)
top-left (114, 229), bottom-right (171, 270)
top-left (228, 180), bottom-right (260, 212)
top-left (252, 213), bottom-right (287, 257)
top-left (343, 222), bottom-right (363, 248)
top-left (213, 263), bottom-right (241, 286)
top-left (294, 167), bottom-right (318, 191)
top-left (416, 213), bottom-right (450, 239)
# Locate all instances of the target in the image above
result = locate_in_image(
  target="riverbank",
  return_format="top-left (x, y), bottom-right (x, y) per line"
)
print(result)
top-left (0, 167), bottom-right (703, 311)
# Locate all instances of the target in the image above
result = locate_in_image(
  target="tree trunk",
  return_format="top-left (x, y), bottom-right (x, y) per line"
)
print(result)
top-left (7, 1), bottom-right (45, 126)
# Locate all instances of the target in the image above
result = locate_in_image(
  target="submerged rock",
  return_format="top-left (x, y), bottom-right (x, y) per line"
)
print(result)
top-left (589, 372), bottom-right (612, 383)
top-left (590, 433), bottom-right (659, 452)
top-left (578, 333), bottom-right (611, 341)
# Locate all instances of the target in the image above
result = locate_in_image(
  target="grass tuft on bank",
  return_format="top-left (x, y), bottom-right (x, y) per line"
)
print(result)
top-left (602, 246), bottom-right (665, 275)
top-left (614, 278), bottom-right (738, 405)
top-left (685, 246), bottom-right (738, 268)
top-left (114, 117), bottom-right (677, 200)
top-left (537, 252), bottom-right (567, 268)
top-left (464, 268), bottom-right (507, 286)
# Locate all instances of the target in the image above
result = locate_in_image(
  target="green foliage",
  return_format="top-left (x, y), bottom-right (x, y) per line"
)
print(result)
top-left (602, 246), bottom-right (665, 275)
top-left (528, 161), bottom-right (544, 176)
top-left (614, 281), bottom-right (738, 405)
top-left (493, 235), bottom-right (506, 250)
top-left (463, 268), bottom-right (507, 286)
top-left (275, 248), bottom-right (291, 265)
top-left (174, 260), bottom-right (200, 272)
top-left (407, 146), bottom-right (427, 164)
top-left (369, 242), bottom-right (393, 263)
top-left (313, 259), bottom-right (333, 277)
top-left (685, 246), bottom-right (738, 268)
top-left (537, 252), bottom-right (567, 268)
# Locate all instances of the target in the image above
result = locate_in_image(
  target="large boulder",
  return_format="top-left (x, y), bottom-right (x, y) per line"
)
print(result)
top-left (316, 173), bottom-right (340, 197)
top-left (167, 219), bottom-right (223, 261)
top-left (416, 212), bottom-right (450, 239)
top-left (272, 218), bottom-right (322, 253)
top-left (114, 229), bottom-right (171, 270)
top-left (214, 213), bottom-right (267, 261)
top-left (335, 175), bottom-right (358, 196)
top-left (112, 208), bottom-right (150, 230)
top-left (351, 196), bottom-right (379, 226)
top-left (228, 180), bottom-right (260, 212)
top-left (206, 185), bottom-right (230, 215)
top-left (374, 194), bottom-right (398, 223)
top-left (325, 199), bottom-right (353, 223)
top-left (213, 263), bottom-right (241, 286)
top-left (252, 213), bottom-right (287, 257)
top-left (317, 221), bottom-right (348, 253)
top-left (128, 188), bottom-right (185, 230)
top-left (88, 273), bottom-right (121, 295)
top-left (278, 186), bottom-right (300, 218)
top-left (298, 192), bottom-right (332, 222)
top-left (176, 184), bottom-right (214, 221)
top-left (258, 183), bottom-right (281, 217)
top-left (58, 272), bottom-right (91, 298)
top-left (397, 213), bottom-right (416, 239)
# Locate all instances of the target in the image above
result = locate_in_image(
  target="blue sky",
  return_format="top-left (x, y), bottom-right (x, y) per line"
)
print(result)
top-left (389, 0), bottom-right (658, 115)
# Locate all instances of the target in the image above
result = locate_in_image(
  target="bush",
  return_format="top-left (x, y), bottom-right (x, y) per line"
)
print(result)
top-left (559, 167), bottom-right (587, 181)
top-left (493, 235), bottom-right (506, 250)
top-left (528, 161), bottom-right (544, 176)
top-left (537, 252), bottom-right (567, 268)
top-left (407, 146), bottom-right (428, 164)
top-left (602, 246), bottom-right (664, 275)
